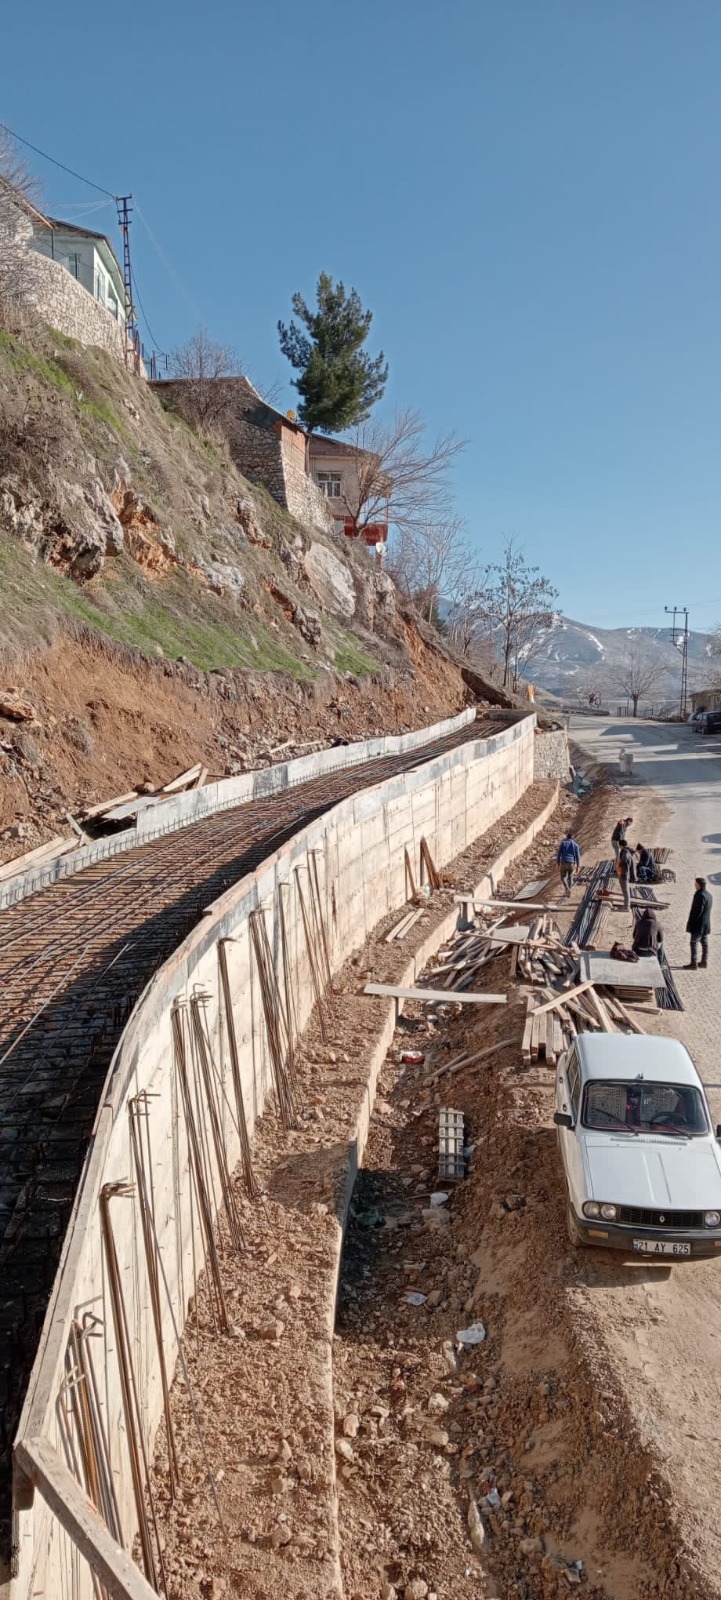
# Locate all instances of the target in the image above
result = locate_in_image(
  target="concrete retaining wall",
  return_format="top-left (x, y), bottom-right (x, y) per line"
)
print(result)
top-left (0, 708), bottom-right (476, 911)
top-left (12, 716), bottom-right (535, 1600)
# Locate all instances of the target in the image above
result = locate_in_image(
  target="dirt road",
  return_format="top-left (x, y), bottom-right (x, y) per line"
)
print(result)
top-left (565, 718), bottom-right (721, 1590)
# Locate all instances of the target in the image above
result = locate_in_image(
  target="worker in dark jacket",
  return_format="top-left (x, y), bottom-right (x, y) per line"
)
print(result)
top-left (556, 831), bottom-right (581, 897)
top-left (685, 877), bottom-right (712, 969)
top-left (635, 844), bottom-right (658, 884)
top-left (616, 840), bottom-right (636, 913)
top-left (632, 907), bottom-right (663, 961)
top-left (611, 816), bottom-right (634, 863)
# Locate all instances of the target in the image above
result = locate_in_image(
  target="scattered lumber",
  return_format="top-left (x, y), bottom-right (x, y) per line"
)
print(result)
top-left (420, 836), bottom-right (442, 891)
top-left (385, 907), bottom-right (424, 942)
top-left (159, 762), bottom-right (204, 794)
top-left (78, 788), bottom-right (139, 820)
top-left (427, 1037), bottom-right (517, 1083)
top-left (0, 834), bottom-right (77, 883)
top-left (516, 913), bottom-right (579, 987)
top-left (364, 983), bottom-right (507, 1006)
top-left (454, 896), bottom-right (566, 913)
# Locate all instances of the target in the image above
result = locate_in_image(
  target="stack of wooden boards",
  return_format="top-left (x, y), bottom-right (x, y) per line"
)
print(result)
top-left (513, 912), bottom-right (579, 986)
top-left (522, 979), bottom-right (643, 1066)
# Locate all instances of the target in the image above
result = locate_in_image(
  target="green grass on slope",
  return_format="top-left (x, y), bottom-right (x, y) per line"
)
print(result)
top-left (334, 635), bottom-right (378, 676)
top-left (0, 538), bottom-right (316, 676)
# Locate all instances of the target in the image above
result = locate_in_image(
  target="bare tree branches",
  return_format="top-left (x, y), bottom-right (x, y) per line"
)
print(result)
top-left (170, 327), bottom-right (241, 428)
top-left (471, 537), bottom-right (558, 689)
top-left (613, 642), bottom-right (662, 716)
top-left (338, 409), bottom-right (465, 540)
top-left (0, 137), bottom-right (43, 321)
top-left (387, 515), bottom-right (471, 625)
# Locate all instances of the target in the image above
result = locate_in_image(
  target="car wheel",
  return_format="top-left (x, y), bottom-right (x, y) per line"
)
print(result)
top-left (566, 1203), bottom-right (584, 1250)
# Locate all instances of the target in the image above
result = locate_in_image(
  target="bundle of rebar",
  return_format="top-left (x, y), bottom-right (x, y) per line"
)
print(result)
top-left (564, 860), bottom-right (615, 948)
top-left (249, 907), bottom-right (297, 1130)
top-left (171, 1005), bottom-right (230, 1333)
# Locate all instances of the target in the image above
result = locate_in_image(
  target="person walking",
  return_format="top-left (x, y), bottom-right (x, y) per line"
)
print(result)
top-left (617, 839), bottom-right (636, 913)
top-left (557, 830), bottom-right (581, 897)
top-left (611, 816), bottom-right (633, 863)
top-left (685, 877), bottom-right (713, 969)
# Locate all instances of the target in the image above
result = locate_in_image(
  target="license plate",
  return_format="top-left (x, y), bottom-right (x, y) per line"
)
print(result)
top-left (632, 1239), bottom-right (691, 1257)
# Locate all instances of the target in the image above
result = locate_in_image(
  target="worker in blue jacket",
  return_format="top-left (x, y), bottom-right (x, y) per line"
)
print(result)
top-left (557, 831), bottom-right (581, 897)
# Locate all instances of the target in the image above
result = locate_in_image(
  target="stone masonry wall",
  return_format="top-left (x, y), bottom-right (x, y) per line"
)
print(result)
top-left (0, 196), bottom-right (126, 363)
top-left (279, 425), bottom-right (335, 535)
top-left (534, 727), bottom-right (570, 781)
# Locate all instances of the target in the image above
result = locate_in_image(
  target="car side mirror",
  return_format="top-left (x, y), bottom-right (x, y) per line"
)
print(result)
top-left (554, 1111), bottom-right (574, 1130)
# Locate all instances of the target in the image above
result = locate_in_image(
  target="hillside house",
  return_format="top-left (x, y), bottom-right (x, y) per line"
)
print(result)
top-left (30, 215), bottom-right (127, 328)
top-left (308, 433), bottom-right (390, 551)
top-left (0, 179), bottom-right (130, 364)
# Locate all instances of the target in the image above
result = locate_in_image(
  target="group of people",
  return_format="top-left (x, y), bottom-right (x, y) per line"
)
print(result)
top-left (554, 815), bottom-right (712, 970)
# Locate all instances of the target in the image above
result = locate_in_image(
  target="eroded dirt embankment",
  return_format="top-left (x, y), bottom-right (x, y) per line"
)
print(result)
top-left (0, 632), bottom-right (468, 862)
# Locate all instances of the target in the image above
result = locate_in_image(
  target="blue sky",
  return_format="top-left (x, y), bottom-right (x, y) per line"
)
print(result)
top-left (3, 0), bottom-right (721, 629)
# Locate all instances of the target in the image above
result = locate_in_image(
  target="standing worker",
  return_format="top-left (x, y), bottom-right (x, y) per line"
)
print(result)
top-left (611, 816), bottom-right (633, 863)
top-left (617, 838), bottom-right (636, 913)
top-left (557, 830), bottom-right (581, 897)
top-left (685, 877), bottom-right (712, 970)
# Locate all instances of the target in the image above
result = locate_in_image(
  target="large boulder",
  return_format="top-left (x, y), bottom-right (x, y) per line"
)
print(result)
top-left (303, 541), bottom-right (355, 619)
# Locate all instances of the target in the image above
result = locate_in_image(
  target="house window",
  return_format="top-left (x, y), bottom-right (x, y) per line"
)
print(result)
top-left (316, 472), bottom-right (342, 499)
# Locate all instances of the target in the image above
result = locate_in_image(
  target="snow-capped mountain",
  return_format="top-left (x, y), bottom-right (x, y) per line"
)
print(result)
top-left (526, 615), bottom-right (714, 704)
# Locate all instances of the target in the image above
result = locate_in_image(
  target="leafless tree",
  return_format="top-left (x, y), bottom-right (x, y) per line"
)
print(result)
top-left (0, 137), bottom-right (43, 319)
top-left (473, 537), bottom-right (558, 690)
top-left (387, 515), bottom-right (472, 626)
top-left (169, 327), bottom-right (241, 428)
top-left (336, 409), bottom-right (465, 540)
top-left (613, 642), bottom-right (662, 717)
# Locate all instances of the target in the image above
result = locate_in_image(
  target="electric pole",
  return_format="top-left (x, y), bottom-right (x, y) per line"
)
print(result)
top-left (116, 195), bottom-right (138, 370)
top-left (665, 605), bottom-right (689, 719)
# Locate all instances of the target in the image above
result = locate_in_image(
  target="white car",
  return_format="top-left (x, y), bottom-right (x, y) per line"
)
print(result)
top-left (554, 1033), bottom-right (721, 1258)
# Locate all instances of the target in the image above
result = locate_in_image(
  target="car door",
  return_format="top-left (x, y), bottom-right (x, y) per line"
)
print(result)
top-left (557, 1048), bottom-right (584, 1210)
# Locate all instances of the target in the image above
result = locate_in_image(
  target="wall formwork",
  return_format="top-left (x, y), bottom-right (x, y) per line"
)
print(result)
top-left (11, 714), bottom-right (535, 1600)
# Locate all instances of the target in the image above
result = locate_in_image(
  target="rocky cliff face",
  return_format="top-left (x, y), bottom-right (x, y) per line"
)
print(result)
top-left (0, 317), bottom-right (473, 861)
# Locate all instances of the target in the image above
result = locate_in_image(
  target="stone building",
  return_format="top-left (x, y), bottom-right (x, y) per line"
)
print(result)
top-left (308, 432), bottom-right (390, 551)
top-left (153, 375), bottom-right (336, 536)
top-left (0, 178), bottom-right (129, 364)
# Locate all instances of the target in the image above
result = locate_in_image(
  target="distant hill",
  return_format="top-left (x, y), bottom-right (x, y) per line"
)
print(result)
top-left (527, 616), bottom-right (714, 707)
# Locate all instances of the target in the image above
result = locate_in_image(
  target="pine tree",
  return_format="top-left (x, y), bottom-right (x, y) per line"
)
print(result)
top-left (278, 272), bottom-right (388, 433)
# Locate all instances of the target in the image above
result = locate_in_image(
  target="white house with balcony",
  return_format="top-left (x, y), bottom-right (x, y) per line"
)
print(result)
top-left (30, 215), bottom-right (127, 327)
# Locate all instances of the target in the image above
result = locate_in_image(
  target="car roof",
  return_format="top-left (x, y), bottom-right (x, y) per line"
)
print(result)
top-left (575, 1032), bottom-right (700, 1085)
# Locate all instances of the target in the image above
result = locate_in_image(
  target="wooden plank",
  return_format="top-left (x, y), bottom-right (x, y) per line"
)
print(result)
top-left (404, 846), bottom-right (418, 900)
top-left (0, 834), bottom-right (76, 882)
top-left (15, 1436), bottom-right (159, 1600)
top-left (530, 980), bottom-right (597, 1018)
top-left (521, 1004), bottom-right (535, 1062)
top-left (397, 907), bottom-right (424, 939)
top-left (454, 896), bottom-right (566, 913)
top-left (159, 762), bottom-right (203, 794)
top-left (79, 788), bottom-right (139, 819)
top-left (385, 910), bottom-right (417, 943)
top-left (429, 1038), bottom-right (516, 1083)
top-left (607, 994), bottom-right (646, 1035)
top-left (364, 983), bottom-right (507, 1006)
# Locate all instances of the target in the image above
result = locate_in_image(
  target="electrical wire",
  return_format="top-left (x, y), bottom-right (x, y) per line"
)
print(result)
top-left (0, 117), bottom-right (116, 198)
top-left (135, 199), bottom-right (204, 322)
top-left (130, 263), bottom-right (167, 356)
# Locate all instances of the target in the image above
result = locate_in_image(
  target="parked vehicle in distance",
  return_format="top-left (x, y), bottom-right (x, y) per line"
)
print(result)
top-left (703, 711), bottom-right (721, 735)
top-left (554, 1034), bottom-right (721, 1257)
top-left (689, 710), bottom-right (709, 732)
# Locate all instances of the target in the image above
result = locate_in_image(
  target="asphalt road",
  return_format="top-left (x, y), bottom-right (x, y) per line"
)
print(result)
top-left (567, 714), bottom-right (721, 1587)
top-left (570, 713), bottom-right (721, 1081)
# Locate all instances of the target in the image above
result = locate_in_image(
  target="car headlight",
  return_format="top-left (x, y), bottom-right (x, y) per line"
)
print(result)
top-left (600, 1203), bottom-right (618, 1221)
top-left (704, 1210), bottom-right (721, 1228)
top-left (582, 1201), bottom-right (600, 1218)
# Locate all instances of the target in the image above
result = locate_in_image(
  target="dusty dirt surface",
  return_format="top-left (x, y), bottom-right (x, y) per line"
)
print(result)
top-left (147, 782), bottom-right (565, 1600)
top-left (0, 633), bottom-right (469, 863)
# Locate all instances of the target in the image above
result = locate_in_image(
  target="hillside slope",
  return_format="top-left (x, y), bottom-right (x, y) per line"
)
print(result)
top-left (0, 321), bottom-right (470, 861)
top-left (529, 614), bottom-right (711, 705)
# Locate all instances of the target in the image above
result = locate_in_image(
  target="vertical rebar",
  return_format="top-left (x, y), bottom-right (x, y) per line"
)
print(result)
top-left (218, 939), bottom-right (259, 1198)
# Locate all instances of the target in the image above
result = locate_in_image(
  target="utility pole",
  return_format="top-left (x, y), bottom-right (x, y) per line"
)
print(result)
top-left (665, 605), bottom-right (689, 719)
top-left (115, 195), bottom-right (138, 370)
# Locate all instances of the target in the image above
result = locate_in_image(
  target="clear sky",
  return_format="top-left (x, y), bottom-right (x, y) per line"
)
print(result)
top-left (2, 0), bottom-right (721, 629)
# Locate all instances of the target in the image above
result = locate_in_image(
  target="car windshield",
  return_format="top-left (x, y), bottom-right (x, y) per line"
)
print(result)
top-left (583, 1080), bottom-right (708, 1137)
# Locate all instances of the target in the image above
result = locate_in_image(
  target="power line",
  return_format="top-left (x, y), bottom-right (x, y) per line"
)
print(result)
top-left (130, 264), bottom-right (167, 357)
top-left (134, 200), bottom-right (204, 323)
top-left (0, 117), bottom-right (116, 198)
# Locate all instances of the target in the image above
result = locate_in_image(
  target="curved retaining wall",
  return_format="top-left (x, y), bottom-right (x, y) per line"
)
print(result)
top-left (0, 708), bottom-right (475, 910)
top-left (11, 714), bottom-right (535, 1600)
